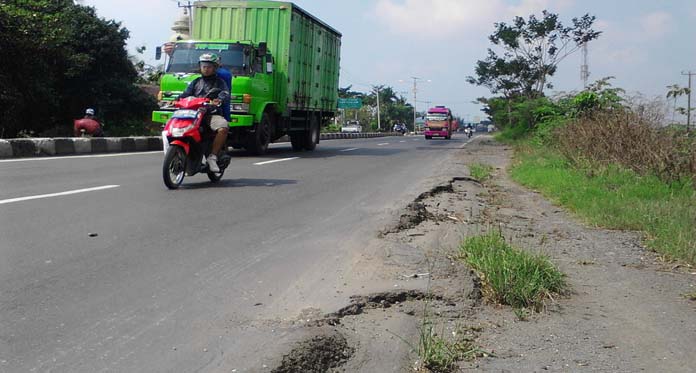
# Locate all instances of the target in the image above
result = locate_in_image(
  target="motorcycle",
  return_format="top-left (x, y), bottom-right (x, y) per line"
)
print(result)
top-left (465, 127), bottom-right (473, 138)
top-left (161, 89), bottom-right (231, 189)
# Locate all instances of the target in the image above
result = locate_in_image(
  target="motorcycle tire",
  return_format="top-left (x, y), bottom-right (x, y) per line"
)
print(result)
top-left (163, 145), bottom-right (186, 189)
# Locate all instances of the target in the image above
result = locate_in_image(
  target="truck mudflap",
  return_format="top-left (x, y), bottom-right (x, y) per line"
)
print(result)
top-left (229, 114), bottom-right (254, 127)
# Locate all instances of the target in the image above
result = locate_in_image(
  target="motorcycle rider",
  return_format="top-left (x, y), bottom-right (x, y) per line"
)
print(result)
top-left (74, 108), bottom-right (103, 137)
top-left (179, 53), bottom-right (230, 173)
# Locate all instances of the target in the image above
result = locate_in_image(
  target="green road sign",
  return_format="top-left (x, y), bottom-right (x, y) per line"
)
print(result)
top-left (338, 98), bottom-right (362, 109)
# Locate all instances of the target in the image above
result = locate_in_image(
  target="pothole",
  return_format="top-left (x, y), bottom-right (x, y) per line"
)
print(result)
top-left (382, 177), bottom-right (482, 235)
top-left (327, 290), bottom-right (445, 321)
top-left (271, 332), bottom-right (353, 373)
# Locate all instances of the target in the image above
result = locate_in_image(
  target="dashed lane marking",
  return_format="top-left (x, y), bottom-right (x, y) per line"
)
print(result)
top-left (0, 185), bottom-right (120, 205)
top-left (253, 157), bottom-right (300, 166)
top-left (340, 148), bottom-right (359, 152)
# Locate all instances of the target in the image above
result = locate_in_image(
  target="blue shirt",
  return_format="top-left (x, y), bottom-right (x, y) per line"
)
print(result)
top-left (217, 67), bottom-right (232, 121)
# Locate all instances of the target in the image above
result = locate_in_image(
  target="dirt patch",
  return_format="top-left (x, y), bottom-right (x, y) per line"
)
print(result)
top-left (271, 332), bottom-right (354, 373)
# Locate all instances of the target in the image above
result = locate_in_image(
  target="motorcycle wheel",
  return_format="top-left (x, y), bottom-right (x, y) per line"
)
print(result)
top-left (163, 145), bottom-right (186, 189)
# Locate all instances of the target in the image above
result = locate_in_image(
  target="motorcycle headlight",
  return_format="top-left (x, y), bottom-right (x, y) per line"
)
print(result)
top-left (171, 123), bottom-right (195, 137)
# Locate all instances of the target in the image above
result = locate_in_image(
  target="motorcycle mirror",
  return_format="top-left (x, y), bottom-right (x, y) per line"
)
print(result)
top-left (155, 46), bottom-right (162, 61)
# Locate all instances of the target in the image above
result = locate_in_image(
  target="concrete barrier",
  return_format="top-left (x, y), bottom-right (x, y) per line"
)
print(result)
top-left (0, 132), bottom-right (403, 159)
top-left (0, 140), bottom-right (12, 157)
top-left (34, 138), bottom-right (56, 156)
top-left (73, 138), bottom-right (92, 154)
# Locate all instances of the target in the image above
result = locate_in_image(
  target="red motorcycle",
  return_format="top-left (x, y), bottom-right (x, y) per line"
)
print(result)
top-left (161, 90), bottom-right (231, 189)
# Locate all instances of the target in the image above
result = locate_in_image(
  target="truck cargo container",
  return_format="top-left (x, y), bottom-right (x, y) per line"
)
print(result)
top-left (153, 1), bottom-right (341, 154)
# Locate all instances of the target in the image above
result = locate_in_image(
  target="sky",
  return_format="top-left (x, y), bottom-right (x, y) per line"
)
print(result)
top-left (81, 0), bottom-right (696, 121)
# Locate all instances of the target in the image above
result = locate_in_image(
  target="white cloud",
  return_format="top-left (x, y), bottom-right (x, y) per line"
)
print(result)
top-left (639, 11), bottom-right (674, 39)
top-left (373, 0), bottom-right (576, 39)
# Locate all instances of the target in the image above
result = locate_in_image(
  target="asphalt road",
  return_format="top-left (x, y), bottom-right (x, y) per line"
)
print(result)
top-left (0, 134), bottom-right (475, 372)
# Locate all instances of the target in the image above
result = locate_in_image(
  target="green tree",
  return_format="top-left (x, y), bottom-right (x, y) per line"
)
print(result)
top-left (0, 0), bottom-right (156, 138)
top-left (468, 11), bottom-right (601, 100)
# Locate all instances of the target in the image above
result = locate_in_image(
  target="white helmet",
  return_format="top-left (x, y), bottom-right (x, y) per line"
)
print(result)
top-left (85, 108), bottom-right (95, 116)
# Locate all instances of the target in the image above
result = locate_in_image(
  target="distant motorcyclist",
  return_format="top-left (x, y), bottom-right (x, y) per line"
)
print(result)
top-left (179, 53), bottom-right (230, 173)
top-left (73, 108), bottom-right (103, 137)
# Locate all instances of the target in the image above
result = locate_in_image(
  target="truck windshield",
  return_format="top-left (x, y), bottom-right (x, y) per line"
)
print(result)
top-left (426, 114), bottom-right (448, 122)
top-left (167, 43), bottom-right (246, 75)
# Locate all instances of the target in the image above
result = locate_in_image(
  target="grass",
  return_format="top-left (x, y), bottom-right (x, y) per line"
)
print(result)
top-left (469, 163), bottom-right (494, 181)
top-left (460, 231), bottom-right (567, 311)
top-left (509, 145), bottom-right (696, 265)
top-left (417, 321), bottom-right (480, 372)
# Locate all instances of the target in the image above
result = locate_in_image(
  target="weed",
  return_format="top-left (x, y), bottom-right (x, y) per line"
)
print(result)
top-left (417, 321), bottom-right (480, 372)
top-left (514, 308), bottom-right (531, 321)
top-left (470, 163), bottom-right (494, 181)
top-left (460, 231), bottom-right (567, 311)
top-left (684, 292), bottom-right (696, 301)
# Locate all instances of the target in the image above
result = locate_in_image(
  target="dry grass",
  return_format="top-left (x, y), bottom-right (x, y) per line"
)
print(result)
top-left (554, 110), bottom-right (696, 185)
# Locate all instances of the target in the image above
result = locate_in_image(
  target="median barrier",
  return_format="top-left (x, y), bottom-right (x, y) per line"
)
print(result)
top-left (0, 132), bottom-right (403, 158)
top-left (0, 140), bottom-right (13, 157)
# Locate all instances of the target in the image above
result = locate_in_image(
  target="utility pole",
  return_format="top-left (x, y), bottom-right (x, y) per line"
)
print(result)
top-left (374, 86), bottom-right (381, 131)
top-left (682, 71), bottom-right (695, 132)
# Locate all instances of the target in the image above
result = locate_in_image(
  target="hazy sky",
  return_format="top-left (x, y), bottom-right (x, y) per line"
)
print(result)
top-left (82, 0), bottom-right (696, 120)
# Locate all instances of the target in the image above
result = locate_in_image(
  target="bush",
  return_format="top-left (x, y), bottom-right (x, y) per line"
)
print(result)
top-left (555, 111), bottom-right (696, 184)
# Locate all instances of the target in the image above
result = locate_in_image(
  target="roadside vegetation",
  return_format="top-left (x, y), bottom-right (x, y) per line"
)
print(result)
top-left (469, 163), bottom-right (494, 182)
top-left (468, 9), bottom-right (696, 265)
top-left (460, 231), bottom-right (567, 312)
top-left (0, 1), bottom-right (157, 138)
top-left (415, 320), bottom-right (480, 372)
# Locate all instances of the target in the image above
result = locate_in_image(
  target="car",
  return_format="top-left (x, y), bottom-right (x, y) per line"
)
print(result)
top-left (341, 121), bottom-right (362, 133)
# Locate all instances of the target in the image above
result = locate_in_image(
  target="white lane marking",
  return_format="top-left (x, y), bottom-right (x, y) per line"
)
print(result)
top-left (0, 185), bottom-right (120, 205)
top-left (0, 151), bottom-right (162, 163)
top-left (399, 141), bottom-right (406, 143)
top-left (253, 157), bottom-right (299, 166)
top-left (340, 148), bottom-right (359, 152)
top-left (377, 143), bottom-right (389, 146)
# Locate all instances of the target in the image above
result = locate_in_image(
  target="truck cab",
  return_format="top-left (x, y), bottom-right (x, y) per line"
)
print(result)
top-left (424, 106), bottom-right (453, 140)
top-left (153, 40), bottom-right (276, 153)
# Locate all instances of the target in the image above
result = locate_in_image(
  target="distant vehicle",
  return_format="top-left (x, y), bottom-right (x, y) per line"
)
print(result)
top-left (424, 106), bottom-right (455, 140)
top-left (341, 121), bottom-right (362, 133)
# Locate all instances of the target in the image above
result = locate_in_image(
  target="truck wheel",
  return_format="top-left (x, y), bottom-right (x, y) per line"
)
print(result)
top-left (247, 112), bottom-right (272, 155)
top-left (304, 115), bottom-right (319, 151)
top-left (290, 135), bottom-right (304, 151)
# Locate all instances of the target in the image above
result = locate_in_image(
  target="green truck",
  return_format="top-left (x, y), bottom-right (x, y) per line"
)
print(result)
top-left (153, 1), bottom-right (341, 154)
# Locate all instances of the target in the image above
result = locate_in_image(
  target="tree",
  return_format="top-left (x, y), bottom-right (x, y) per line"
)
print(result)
top-left (666, 84), bottom-right (691, 124)
top-left (467, 11), bottom-right (601, 100)
top-left (0, 0), bottom-right (156, 138)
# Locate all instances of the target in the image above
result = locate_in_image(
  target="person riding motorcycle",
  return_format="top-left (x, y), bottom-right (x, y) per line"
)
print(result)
top-left (73, 108), bottom-right (103, 137)
top-left (179, 53), bottom-right (230, 173)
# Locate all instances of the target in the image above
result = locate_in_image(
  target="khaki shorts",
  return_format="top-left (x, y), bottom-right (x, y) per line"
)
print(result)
top-left (209, 115), bottom-right (228, 131)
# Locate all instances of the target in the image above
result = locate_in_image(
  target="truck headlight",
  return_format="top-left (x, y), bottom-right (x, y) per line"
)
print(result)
top-left (232, 103), bottom-right (250, 112)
